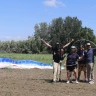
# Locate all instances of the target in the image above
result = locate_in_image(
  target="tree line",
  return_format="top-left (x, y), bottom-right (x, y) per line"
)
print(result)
top-left (0, 16), bottom-right (96, 54)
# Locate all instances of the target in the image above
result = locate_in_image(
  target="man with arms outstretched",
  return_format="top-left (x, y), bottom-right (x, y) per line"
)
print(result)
top-left (41, 39), bottom-right (74, 83)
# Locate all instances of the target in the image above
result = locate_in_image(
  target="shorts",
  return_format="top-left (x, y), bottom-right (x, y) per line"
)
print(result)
top-left (78, 63), bottom-right (87, 72)
top-left (66, 65), bottom-right (77, 72)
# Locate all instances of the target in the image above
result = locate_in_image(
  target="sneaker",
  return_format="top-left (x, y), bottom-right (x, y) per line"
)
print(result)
top-left (89, 81), bottom-right (94, 84)
top-left (76, 80), bottom-right (79, 84)
top-left (70, 80), bottom-right (73, 83)
top-left (66, 80), bottom-right (70, 84)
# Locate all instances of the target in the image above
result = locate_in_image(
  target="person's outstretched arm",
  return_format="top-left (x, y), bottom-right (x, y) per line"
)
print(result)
top-left (63, 39), bottom-right (74, 48)
top-left (41, 39), bottom-right (52, 48)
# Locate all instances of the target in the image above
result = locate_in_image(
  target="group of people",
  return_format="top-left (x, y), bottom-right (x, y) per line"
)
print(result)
top-left (41, 39), bottom-right (96, 84)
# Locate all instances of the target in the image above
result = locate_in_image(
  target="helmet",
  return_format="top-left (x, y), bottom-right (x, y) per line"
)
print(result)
top-left (71, 46), bottom-right (76, 49)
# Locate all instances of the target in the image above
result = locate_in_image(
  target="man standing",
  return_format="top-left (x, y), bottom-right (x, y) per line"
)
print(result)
top-left (85, 43), bottom-right (96, 84)
top-left (77, 45), bottom-right (87, 82)
top-left (41, 39), bottom-right (74, 83)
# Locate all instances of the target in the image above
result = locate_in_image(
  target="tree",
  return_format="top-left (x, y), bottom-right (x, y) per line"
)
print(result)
top-left (0, 16), bottom-right (95, 54)
top-left (34, 22), bottom-right (49, 40)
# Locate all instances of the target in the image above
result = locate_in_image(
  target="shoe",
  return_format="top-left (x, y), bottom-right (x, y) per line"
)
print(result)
top-left (70, 80), bottom-right (73, 83)
top-left (89, 81), bottom-right (94, 84)
top-left (66, 80), bottom-right (70, 84)
top-left (76, 80), bottom-right (79, 84)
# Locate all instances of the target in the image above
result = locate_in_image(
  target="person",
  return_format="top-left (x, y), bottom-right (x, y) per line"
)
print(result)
top-left (77, 45), bottom-right (87, 82)
top-left (85, 43), bottom-right (96, 84)
top-left (65, 46), bottom-right (82, 84)
top-left (41, 39), bottom-right (74, 83)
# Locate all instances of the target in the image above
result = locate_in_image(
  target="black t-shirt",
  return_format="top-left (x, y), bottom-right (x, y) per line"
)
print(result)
top-left (52, 46), bottom-right (64, 63)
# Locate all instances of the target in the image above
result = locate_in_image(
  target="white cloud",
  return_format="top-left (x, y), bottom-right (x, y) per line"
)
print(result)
top-left (43, 0), bottom-right (65, 7)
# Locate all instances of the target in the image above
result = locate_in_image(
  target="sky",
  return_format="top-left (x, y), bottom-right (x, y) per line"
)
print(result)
top-left (0, 0), bottom-right (96, 41)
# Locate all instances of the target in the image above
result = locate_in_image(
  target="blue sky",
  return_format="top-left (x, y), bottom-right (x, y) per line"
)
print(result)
top-left (0, 0), bottom-right (96, 41)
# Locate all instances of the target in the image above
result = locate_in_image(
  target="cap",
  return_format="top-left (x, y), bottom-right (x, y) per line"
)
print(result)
top-left (71, 46), bottom-right (76, 49)
top-left (56, 42), bottom-right (59, 45)
top-left (87, 43), bottom-right (91, 46)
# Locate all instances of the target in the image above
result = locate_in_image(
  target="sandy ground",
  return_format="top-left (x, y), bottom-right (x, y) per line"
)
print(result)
top-left (0, 68), bottom-right (96, 96)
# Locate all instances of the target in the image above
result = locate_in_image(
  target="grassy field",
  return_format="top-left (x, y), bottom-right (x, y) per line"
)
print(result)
top-left (0, 53), bottom-right (53, 64)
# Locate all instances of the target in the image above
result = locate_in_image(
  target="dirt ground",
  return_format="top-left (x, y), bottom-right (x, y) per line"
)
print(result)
top-left (0, 68), bottom-right (96, 96)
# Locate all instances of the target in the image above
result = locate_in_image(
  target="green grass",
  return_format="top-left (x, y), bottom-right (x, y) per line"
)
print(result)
top-left (0, 53), bottom-right (53, 64)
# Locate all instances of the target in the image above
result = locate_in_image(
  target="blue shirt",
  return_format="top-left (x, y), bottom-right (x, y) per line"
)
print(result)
top-left (67, 53), bottom-right (79, 66)
top-left (85, 48), bottom-right (96, 63)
